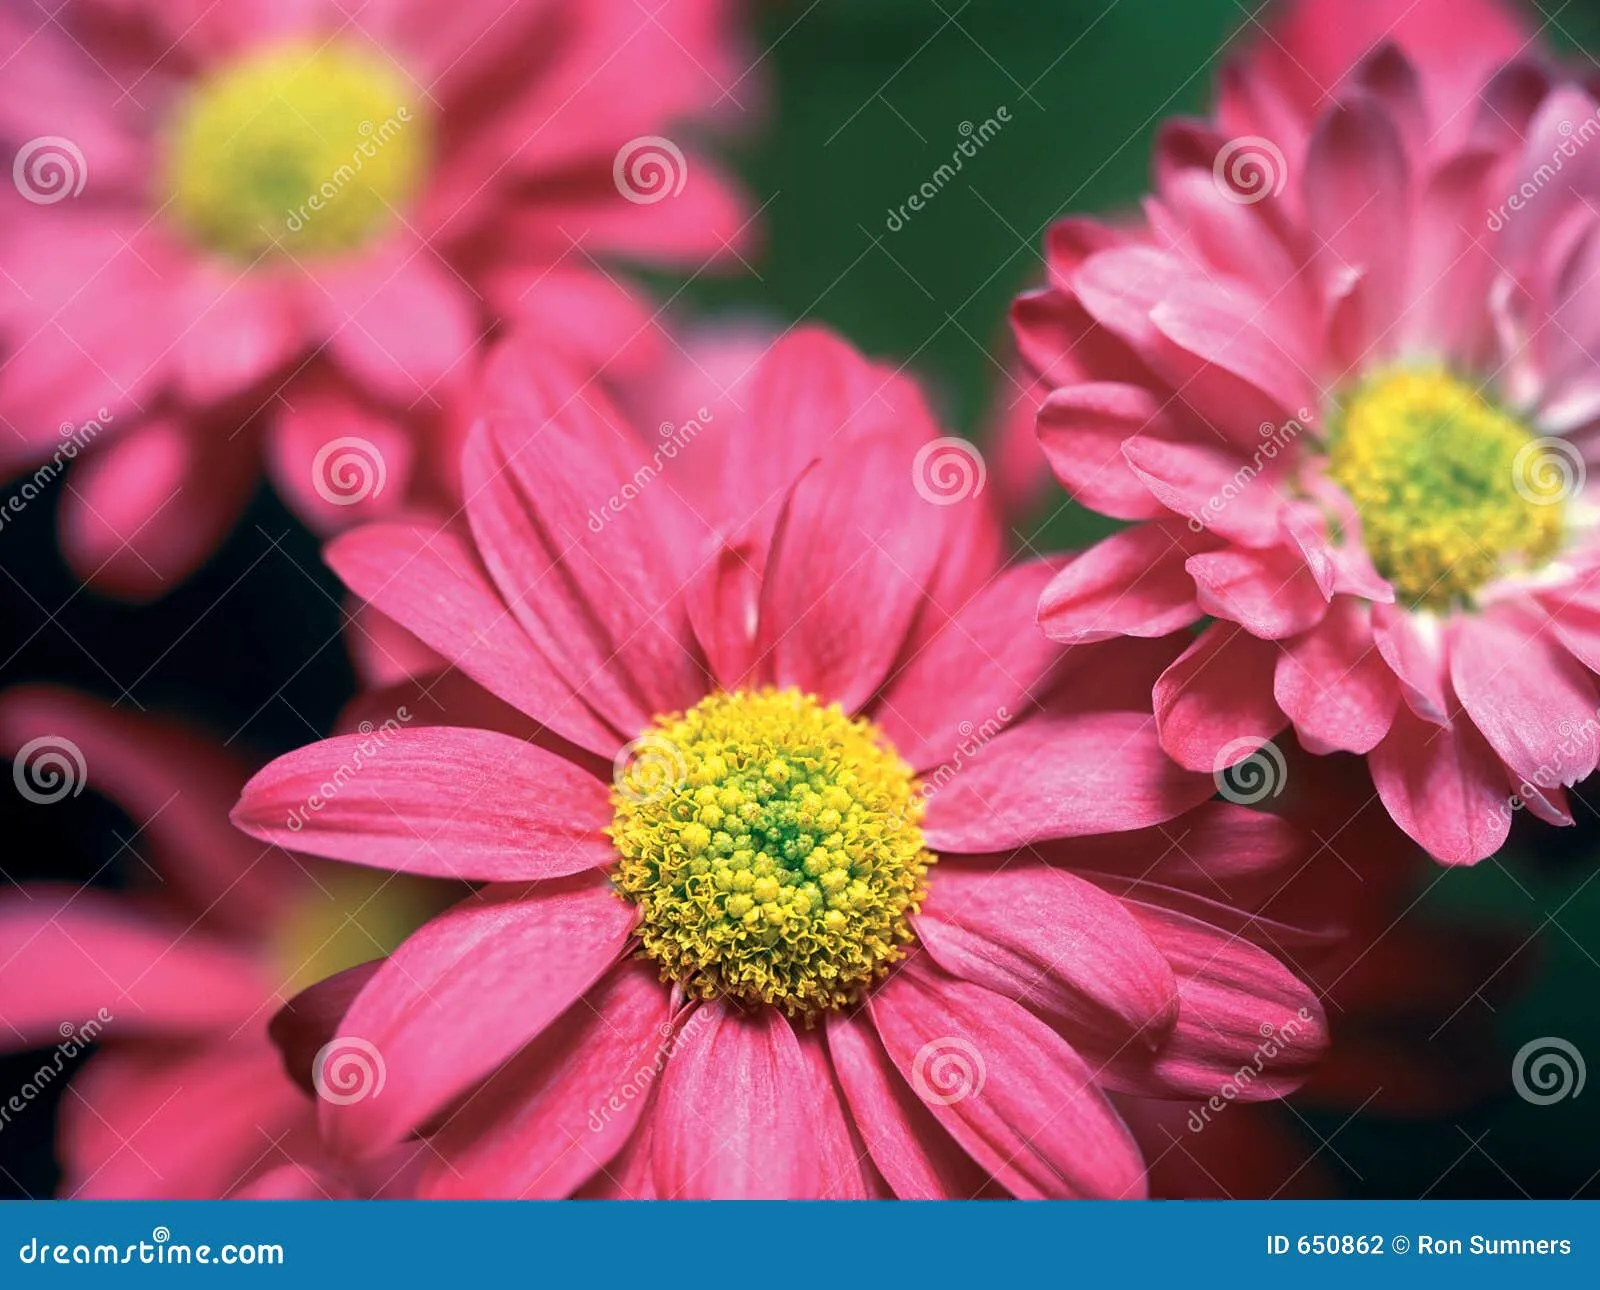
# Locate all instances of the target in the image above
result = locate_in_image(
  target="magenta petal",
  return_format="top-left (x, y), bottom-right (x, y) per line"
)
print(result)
top-left (652, 1001), bottom-right (822, 1199)
top-left (868, 960), bottom-right (1147, 1199)
top-left (1154, 621), bottom-right (1287, 772)
top-left (1036, 383), bottom-right (1170, 521)
top-left (232, 726), bottom-right (614, 882)
top-left (1038, 521), bottom-right (1207, 645)
top-left (1274, 599), bottom-right (1400, 755)
top-left (794, 1027), bottom-right (890, 1199)
top-left (320, 876), bottom-right (637, 1157)
top-left (1187, 545), bottom-right (1330, 639)
top-left (1369, 706), bottom-right (1511, 865)
top-left (922, 710), bottom-right (1214, 850)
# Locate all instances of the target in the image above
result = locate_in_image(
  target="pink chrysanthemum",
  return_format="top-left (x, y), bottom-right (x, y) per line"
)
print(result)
top-left (0, 0), bottom-right (751, 596)
top-left (0, 686), bottom-right (439, 1197)
top-left (1012, 0), bottom-right (1600, 865)
top-left (231, 327), bottom-right (1328, 1199)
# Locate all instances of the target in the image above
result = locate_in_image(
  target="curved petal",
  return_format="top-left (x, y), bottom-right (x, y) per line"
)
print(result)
top-left (1369, 706), bottom-right (1512, 865)
top-left (1038, 522), bottom-right (1207, 645)
top-left (1154, 622), bottom-right (1288, 772)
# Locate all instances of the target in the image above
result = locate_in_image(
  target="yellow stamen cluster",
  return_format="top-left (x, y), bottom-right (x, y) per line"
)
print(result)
top-left (165, 41), bottom-right (428, 259)
top-left (609, 689), bottom-right (934, 1018)
top-left (1327, 368), bottom-right (1566, 609)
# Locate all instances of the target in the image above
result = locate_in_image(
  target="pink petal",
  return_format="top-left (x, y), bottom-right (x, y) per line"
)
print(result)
top-left (1038, 521), bottom-right (1208, 645)
top-left (868, 960), bottom-right (1147, 1199)
top-left (1371, 601), bottom-right (1450, 723)
top-left (922, 710), bottom-right (1214, 850)
top-left (321, 875), bottom-right (637, 1157)
top-left (794, 1027), bottom-right (890, 1199)
top-left (1187, 545), bottom-right (1331, 639)
top-left (1035, 383), bottom-right (1170, 521)
top-left (421, 961), bottom-right (671, 1199)
top-left (653, 1001), bottom-right (822, 1199)
top-left (175, 270), bottom-right (300, 405)
top-left (231, 726), bottom-right (615, 882)
top-left (1154, 622), bottom-right (1287, 772)
top-left (1369, 706), bottom-right (1512, 864)
top-left (1274, 599), bottom-right (1400, 755)
top-left (1123, 434), bottom-right (1293, 546)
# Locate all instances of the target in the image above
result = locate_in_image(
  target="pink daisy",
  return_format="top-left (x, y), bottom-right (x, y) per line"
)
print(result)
top-left (231, 327), bottom-right (1328, 1199)
top-left (1013, 7), bottom-right (1600, 864)
top-left (0, 685), bottom-right (442, 1197)
top-left (0, 0), bottom-right (752, 597)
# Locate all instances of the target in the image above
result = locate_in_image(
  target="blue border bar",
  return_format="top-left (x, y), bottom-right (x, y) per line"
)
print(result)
top-left (2, 1201), bottom-right (1596, 1285)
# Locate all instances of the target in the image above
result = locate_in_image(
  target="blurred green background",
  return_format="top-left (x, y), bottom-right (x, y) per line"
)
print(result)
top-left (5, 0), bottom-right (1600, 1199)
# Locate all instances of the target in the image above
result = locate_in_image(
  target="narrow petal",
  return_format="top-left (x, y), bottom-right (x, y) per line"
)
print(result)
top-left (1038, 522), bottom-right (1207, 645)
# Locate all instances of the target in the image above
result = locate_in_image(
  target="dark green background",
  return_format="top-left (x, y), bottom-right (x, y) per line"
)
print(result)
top-left (4, 0), bottom-right (1600, 1199)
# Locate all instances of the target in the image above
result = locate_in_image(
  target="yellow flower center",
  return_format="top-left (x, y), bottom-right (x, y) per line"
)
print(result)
top-left (1326, 369), bottom-right (1567, 610)
top-left (609, 689), bottom-right (934, 1018)
top-left (164, 40), bottom-right (429, 260)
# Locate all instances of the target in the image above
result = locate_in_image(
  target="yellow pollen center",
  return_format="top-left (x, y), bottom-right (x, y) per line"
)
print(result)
top-left (609, 689), bottom-right (934, 1018)
top-left (1326, 368), bottom-right (1566, 609)
top-left (165, 41), bottom-right (428, 259)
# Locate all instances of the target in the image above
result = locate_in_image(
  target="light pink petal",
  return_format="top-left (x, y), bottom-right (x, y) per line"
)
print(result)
top-left (321, 876), bottom-right (637, 1157)
top-left (825, 1007), bottom-right (992, 1199)
top-left (653, 1001), bottom-right (822, 1199)
top-left (1371, 601), bottom-right (1450, 723)
top-left (1450, 613), bottom-right (1599, 783)
top-left (916, 863), bottom-right (1179, 1042)
top-left (682, 539), bottom-right (765, 691)
top-left (1037, 521), bottom-right (1208, 645)
top-left (1154, 622), bottom-right (1287, 772)
top-left (422, 961), bottom-right (672, 1199)
top-left (1123, 434), bottom-right (1291, 546)
top-left (1187, 545), bottom-right (1330, 639)
top-left (1035, 383), bottom-right (1170, 521)
top-left (1369, 707), bottom-right (1512, 865)
top-left (175, 270), bottom-right (300, 405)
top-left (231, 726), bottom-right (614, 882)
top-left (326, 522), bottom-right (618, 757)
top-left (1274, 599), bottom-right (1400, 755)
top-left (0, 891), bottom-right (269, 1047)
top-left (794, 1027), bottom-right (890, 1199)
top-left (868, 961), bottom-right (1147, 1199)
top-left (922, 710), bottom-right (1214, 850)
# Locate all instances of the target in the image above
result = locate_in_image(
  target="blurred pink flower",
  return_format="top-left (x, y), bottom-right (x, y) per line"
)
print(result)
top-left (0, 686), bottom-right (443, 1197)
top-left (1013, 21), bottom-right (1600, 864)
top-left (232, 327), bottom-right (1327, 1199)
top-left (0, 0), bottom-right (753, 597)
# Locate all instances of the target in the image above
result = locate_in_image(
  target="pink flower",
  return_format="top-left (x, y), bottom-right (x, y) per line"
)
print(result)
top-left (1014, 22), bottom-right (1600, 865)
top-left (231, 327), bottom-right (1328, 1199)
top-left (0, 0), bottom-right (753, 597)
top-left (0, 686), bottom-right (442, 1197)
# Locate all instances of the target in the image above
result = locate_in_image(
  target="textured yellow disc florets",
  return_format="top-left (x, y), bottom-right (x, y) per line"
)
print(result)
top-left (165, 41), bottom-right (428, 259)
top-left (609, 689), bottom-right (934, 1017)
top-left (1327, 368), bottom-right (1566, 610)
